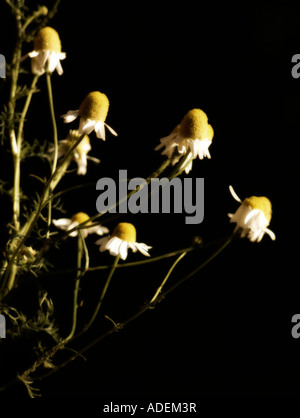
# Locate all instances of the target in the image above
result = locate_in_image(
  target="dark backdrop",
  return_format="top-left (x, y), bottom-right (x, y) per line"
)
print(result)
top-left (0, 0), bottom-right (299, 402)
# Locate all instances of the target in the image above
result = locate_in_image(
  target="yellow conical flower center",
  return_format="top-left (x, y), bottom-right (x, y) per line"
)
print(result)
top-left (79, 91), bottom-right (110, 122)
top-left (71, 212), bottom-right (90, 224)
top-left (179, 109), bottom-right (209, 140)
top-left (206, 124), bottom-right (214, 141)
top-left (112, 222), bottom-right (136, 243)
top-left (34, 26), bottom-right (62, 53)
top-left (244, 196), bottom-right (272, 223)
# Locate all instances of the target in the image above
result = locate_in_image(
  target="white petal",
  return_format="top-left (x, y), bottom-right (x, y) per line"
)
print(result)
top-left (79, 118), bottom-right (96, 135)
top-left (87, 155), bottom-right (101, 164)
top-left (244, 209), bottom-right (261, 225)
top-left (28, 50), bottom-right (39, 58)
top-left (119, 241), bottom-right (129, 260)
top-left (109, 237), bottom-right (122, 256)
top-left (76, 153), bottom-right (87, 175)
top-left (58, 52), bottom-right (66, 60)
top-left (154, 142), bottom-right (164, 151)
top-left (95, 236), bottom-right (109, 246)
top-left (88, 225), bottom-right (109, 236)
top-left (94, 121), bottom-right (106, 140)
top-left (53, 218), bottom-right (71, 230)
top-left (229, 185), bottom-right (242, 203)
top-left (30, 52), bottom-right (48, 75)
top-left (55, 59), bottom-right (64, 75)
top-left (135, 243), bottom-right (152, 257)
top-left (184, 160), bottom-right (193, 174)
top-left (104, 122), bottom-right (118, 137)
top-left (67, 221), bottom-right (79, 237)
top-left (62, 110), bottom-right (79, 123)
top-left (264, 228), bottom-right (276, 240)
top-left (96, 226), bottom-right (110, 236)
top-left (47, 52), bottom-right (60, 73)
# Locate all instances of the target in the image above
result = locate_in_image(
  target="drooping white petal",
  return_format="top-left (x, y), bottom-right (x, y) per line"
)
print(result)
top-left (244, 208), bottom-right (261, 225)
top-left (76, 153), bottom-right (87, 175)
top-left (95, 236), bottom-right (109, 249)
top-left (264, 228), bottom-right (276, 241)
top-left (47, 51), bottom-right (60, 73)
top-left (62, 110), bottom-right (79, 123)
top-left (135, 243), bottom-right (152, 257)
top-left (53, 218), bottom-right (72, 229)
top-left (183, 159), bottom-right (193, 174)
top-left (67, 221), bottom-right (80, 237)
top-left (119, 240), bottom-right (129, 260)
top-left (229, 185), bottom-right (242, 203)
top-left (79, 118), bottom-right (96, 135)
top-left (94, 121), bottom-right (106, 140)
top-left (58, 52), bottom-right (66, 60)
top-left (87, 155), bottom-right (101, 164)
top-left (28, 50), bottom-right (39, 58)
top-left (88, 225), bottom-right (109, 236)
top-left (104, 122), bottom-right (118, 137)
top-left (109, 237), bottom-right (122, 256)
top-left (55, 58), bottom-right (64, 75)
top-left (30, 50), bottom-right (49, 75)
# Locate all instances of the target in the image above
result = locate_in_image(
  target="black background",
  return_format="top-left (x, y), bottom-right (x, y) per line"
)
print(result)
top-left (0, 0), bottom-right (299, 402)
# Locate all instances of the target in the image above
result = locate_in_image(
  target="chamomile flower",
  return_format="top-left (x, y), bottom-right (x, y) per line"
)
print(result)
top-left (155, 108), bottom-right (214, 173)
top-left (96, 222), bottom-right (152, 260)
top-left (49, 133), bottom-right (100, 175)
top-left (61, 91), bottom-right (118, 140)
top-left (28, 26), bottom-right (66, 75)
top-left (53, 212), bottom-right (109, 238)
top-left (228, 185), bottom-right (276, 242)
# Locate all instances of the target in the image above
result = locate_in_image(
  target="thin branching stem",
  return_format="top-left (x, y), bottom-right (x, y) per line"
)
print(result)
top-left (150, 251), bottom-right (187, 304)
top-left (27, 235), bottom-right (234, 384)
top-left (64, 232), bottom-right (84, 342)
top-left (79, 254), bottom-right (120, 335)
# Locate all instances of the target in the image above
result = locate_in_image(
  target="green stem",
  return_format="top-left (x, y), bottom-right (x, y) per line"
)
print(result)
top-left (169, 151), bottom-right (193, 180)
top-left (6, 75), bottom-right (40, 294)
top-left (13, 74), bottom-right (39, 230)
top-left (3, 235), bottom-right (235, 388)
top-left (64, 232), bottom-right (84, 342)
top-left (150, 251), bottom-right (187, 304)
top-left (45, 71), bottom-right (58, 239)
top-left (81, 254), bottom-right (120, 335)
top-left (33, 236), bottom-right (235, 380)
top-left (163, 234), bottom-right (235, 297)
top-left (8, 7), bottom-right (23, 230)
top-left (0, 133), bottom-right (85, 297)
top-left (89, 246), bottom-right (194, 271)
top-left (46, 71), bottom-right (58, 174)
top-left (38, 246), bottom-right (195, 279)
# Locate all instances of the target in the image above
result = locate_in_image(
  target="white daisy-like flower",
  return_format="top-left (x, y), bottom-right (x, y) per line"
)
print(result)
top-left (49, 133), bottom-right (100, 175)
top-left (61, 91), bottom-right (118, 140)
top-left (28, 26), bottom-right (66, 75)
top-left (155, 108), bottom-right (214, 173)
top-left (53, 212), bottom-right (109, 238)
top-left (96, 222), bottom-right (152, 260)
top-left (228, 185), bottom-right (276, 242)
